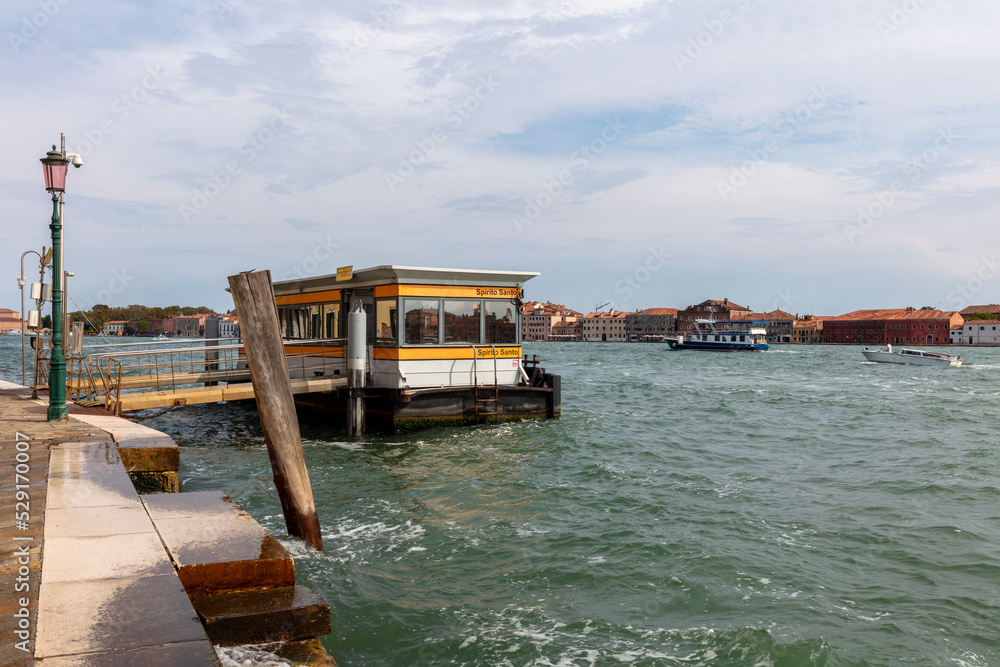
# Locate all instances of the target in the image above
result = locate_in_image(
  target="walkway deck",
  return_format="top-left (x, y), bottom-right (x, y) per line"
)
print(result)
top-left (108, 376), bottom-right (346, 413)
top-left (0, 381), bottom-right (336, 666)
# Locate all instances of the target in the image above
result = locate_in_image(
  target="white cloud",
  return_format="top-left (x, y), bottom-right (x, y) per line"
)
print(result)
top-left (2, 0), bottom-right (999, 315)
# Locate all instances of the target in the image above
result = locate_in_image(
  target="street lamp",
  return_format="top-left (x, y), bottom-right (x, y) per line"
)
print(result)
top-left (40, 144), bottom-right (69, 420)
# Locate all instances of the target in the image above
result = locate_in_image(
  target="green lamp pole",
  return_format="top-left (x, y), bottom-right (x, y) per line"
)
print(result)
top-left (40, 145), bottom-right (69, 421)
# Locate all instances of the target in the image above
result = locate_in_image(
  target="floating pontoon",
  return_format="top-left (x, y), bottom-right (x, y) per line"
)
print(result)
top-left (272, 265), bottom-right (561, 433)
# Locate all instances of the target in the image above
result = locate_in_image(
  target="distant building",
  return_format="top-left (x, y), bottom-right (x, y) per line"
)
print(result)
top-left (676, 299), bottom-right (752, 333)
top-left (959, 304), bottom-right (1000, 318)
top-left (733, 309), bottom-right (795, 343)
top-left (0, 308), bottom-right (22, 333)
top-left (791, 316), bottom-right (825, 344)
top-left (551, 318), bottom-right (582, 340)
top-left (219, 315), bottom-right (240, 338)
top-left (956, 319), bottom-right (1000, 345)
top-left (521, 302), bottom-right (582, 341)
top-left (174, 315), bottom-right (204, 337)
top-left (101, 320), bottom-right (128, 336)
top-left (822, 308), bottom-right (962, 345)
top-left (625, 308), bottom-right (677, 341)
top-left (582, 310), bottom-right (627, 342)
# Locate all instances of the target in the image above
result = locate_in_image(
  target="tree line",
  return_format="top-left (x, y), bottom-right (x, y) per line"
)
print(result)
top-left (69, 304), bottom-right (227, 334)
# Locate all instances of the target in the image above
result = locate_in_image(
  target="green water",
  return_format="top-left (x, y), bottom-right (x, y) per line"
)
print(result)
top-left (4, 339), bottom-right (1000, 665)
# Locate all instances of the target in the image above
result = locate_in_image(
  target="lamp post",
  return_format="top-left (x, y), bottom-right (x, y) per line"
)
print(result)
top-left (40, 144), bottom-right (69, 420)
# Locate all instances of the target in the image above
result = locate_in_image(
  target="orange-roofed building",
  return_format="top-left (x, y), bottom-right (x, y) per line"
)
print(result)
top-left (791, 315), bottom-right (828, 344)
top-left (522, 302), bottom-right (582, 341)
top-left (0, 308), bottom-right (22, 333)
top-left (625, 308), bottom-right (678, 341)
top-left (582, 310), bottom-right (627, 342)
top-left (822, 308), bottom-right (962, 345)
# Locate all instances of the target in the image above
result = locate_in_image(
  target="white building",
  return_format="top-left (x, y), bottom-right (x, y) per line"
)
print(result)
top-left (218, 316), bottom-right (240, 338)
top-left (100, 320), bottom-right (127, 336)
top-left (956, 320), bottom-right (1000, 345)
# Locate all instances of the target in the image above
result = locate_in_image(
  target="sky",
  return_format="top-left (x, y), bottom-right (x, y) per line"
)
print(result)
top-left (2, 0), bottom-right (999, 318)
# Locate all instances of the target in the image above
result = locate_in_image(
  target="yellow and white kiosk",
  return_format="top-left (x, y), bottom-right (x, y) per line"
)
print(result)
top-left (272, 265), bottom-right (560, 433)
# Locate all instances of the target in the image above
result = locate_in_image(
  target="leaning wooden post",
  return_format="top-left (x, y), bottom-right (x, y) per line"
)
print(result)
top-left (228, 270), bottom-right (323, 551)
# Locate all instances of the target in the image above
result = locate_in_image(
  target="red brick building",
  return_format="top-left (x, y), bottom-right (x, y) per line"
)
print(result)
top-left (822, 308), bottom-right (963, 345)
top-left (676, 299), bottom-right (751, 333)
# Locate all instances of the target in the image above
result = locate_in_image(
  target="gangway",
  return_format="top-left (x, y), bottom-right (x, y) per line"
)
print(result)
top-left (34, 337), bottom-right (349, 415)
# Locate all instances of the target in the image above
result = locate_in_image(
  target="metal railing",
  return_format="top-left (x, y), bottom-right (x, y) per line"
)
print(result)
top-left (37, 337), bottom-right (349, 412)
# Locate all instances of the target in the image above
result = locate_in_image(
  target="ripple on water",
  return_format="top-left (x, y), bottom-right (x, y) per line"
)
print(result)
top-left (67, 341), bottom-right (1000, 667)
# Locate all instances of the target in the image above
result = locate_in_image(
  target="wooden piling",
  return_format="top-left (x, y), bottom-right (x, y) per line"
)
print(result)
top-left (228, 270), bottom-right (323, 552)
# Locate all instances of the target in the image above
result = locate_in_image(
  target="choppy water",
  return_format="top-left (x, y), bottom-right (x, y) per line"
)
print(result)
top-left (4, 338), bottom-right (1000, 666)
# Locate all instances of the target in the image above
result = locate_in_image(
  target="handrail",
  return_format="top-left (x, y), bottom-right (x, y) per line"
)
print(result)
top-left (80, 336), bottom-right (241, 350)
top-left (41, 337), bottom-right (348, 412)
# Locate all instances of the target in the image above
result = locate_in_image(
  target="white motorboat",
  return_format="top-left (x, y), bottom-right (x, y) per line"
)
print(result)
top-left (861, 346), bottom-right (962, 367)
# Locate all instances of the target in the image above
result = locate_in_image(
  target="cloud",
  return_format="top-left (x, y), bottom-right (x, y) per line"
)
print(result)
top-left (2, 0), bottom-right (1000, 315)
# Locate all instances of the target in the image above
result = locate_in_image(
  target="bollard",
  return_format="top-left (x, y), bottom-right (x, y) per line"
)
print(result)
top-left (347, 300), bottom-right (366, 436)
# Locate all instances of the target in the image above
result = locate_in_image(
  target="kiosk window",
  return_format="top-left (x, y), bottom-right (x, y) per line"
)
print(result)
top-left (376, 299), bottom-right (397, 342)
top-left (310, 305), bottom-right (322, 338)
top-left (485, 300), bottom-right (517, 344)
top-left (444, 300), bottom-right (480, 343)
top-left (403, 299), bottom-right (440, 344)
top-left (324, 303), bottom-right (341, 338)
top-left (280, 307), bottom-right (310, 339)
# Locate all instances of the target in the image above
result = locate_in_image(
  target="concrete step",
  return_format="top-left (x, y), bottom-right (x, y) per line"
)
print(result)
top-left (192, 585), bottom-right (331, 647)
top-left (142, 491), bottom-right (295, 598)
top-left (67, 413), bottom-right (180, 492)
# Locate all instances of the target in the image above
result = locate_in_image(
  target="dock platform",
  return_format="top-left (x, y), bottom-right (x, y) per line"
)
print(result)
top-left (0, 381), bottom-right (335, 666)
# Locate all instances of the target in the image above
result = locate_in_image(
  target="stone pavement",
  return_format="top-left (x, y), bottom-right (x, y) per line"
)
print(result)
top-left (0, 381), bottom-right (335, 666)
top-left (0, 381), bottom-right (115, 666)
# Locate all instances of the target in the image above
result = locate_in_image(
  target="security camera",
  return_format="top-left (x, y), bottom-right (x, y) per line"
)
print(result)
top-left (67, 153), bottom-right (83, 168)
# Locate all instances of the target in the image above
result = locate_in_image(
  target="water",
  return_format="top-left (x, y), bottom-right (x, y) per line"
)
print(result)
top-left (4, 338), bottom-right (999, 665)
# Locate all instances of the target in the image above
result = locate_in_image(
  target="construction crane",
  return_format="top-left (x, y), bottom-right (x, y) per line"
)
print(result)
top-left (594, 302), bottom-right (610, 312)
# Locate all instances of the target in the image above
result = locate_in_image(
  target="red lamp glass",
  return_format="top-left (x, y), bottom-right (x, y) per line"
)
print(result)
top-left (40, 146), bottom-right (69, 193)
